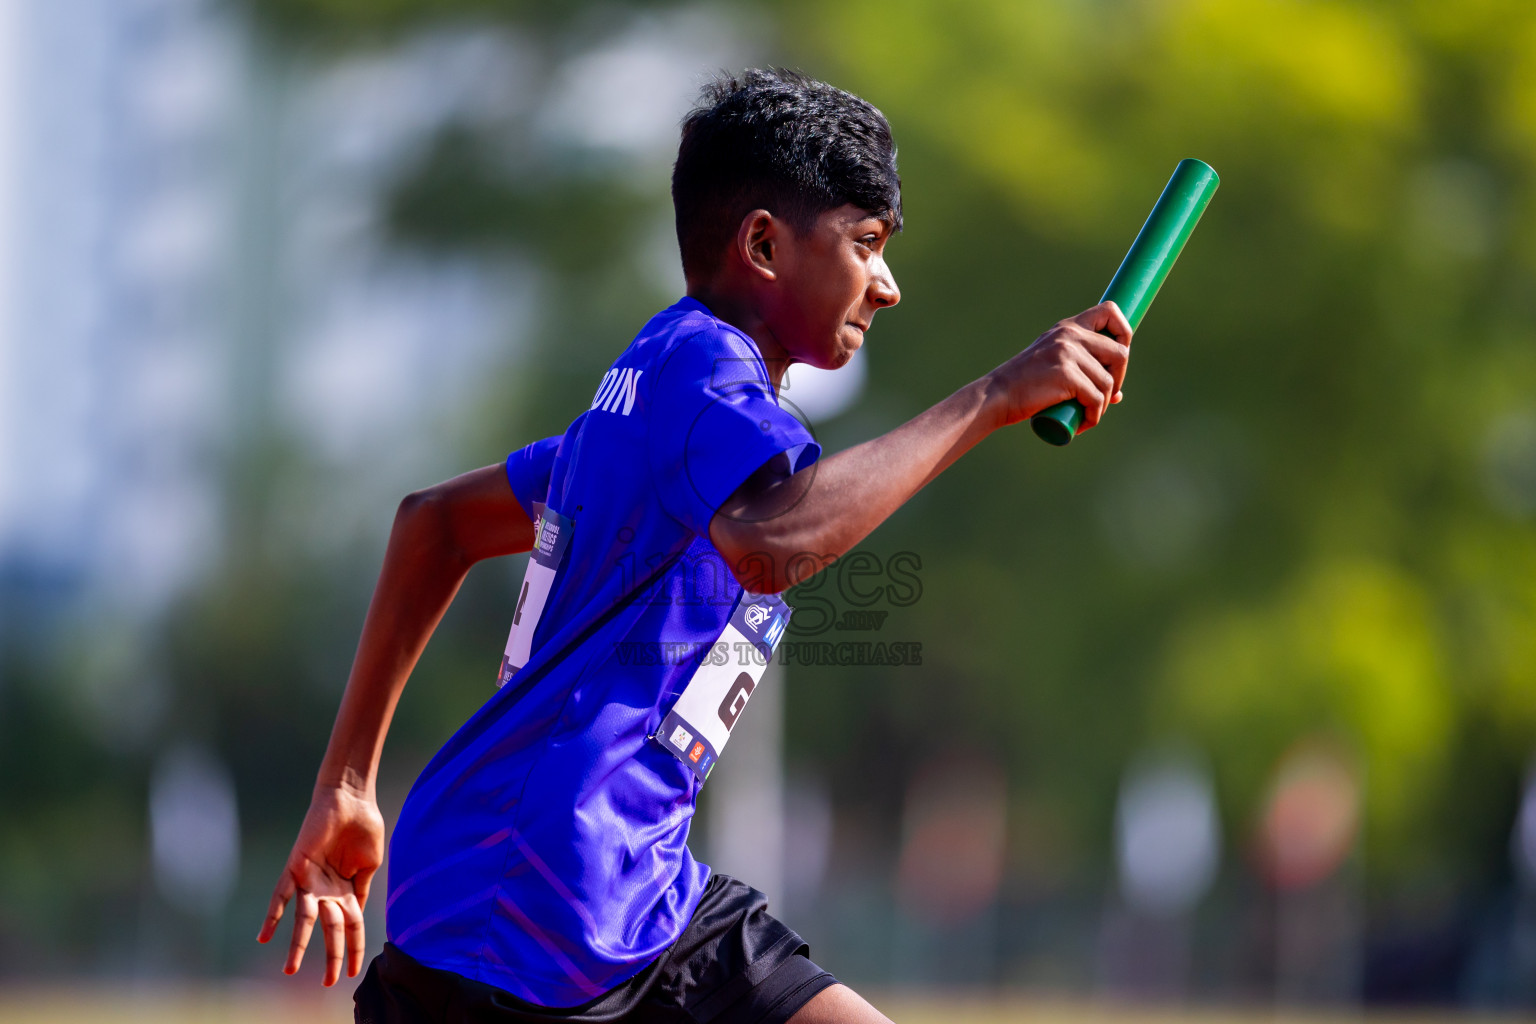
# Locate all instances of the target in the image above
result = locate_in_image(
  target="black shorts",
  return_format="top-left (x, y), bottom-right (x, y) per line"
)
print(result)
top-left (354, 873), bottom-right (838, 1024)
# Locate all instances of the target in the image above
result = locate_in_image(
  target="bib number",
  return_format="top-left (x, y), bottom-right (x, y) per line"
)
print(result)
top-left (653, 591), bottom-right (791, 781)
top-left (497, 504), bottom-right (574, 687)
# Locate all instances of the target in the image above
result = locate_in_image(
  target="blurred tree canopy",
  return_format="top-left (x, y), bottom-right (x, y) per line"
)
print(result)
top-left (783, 0), bottom-right (1536, 886)
top-left (215, 0), bottom-right (1536, 891)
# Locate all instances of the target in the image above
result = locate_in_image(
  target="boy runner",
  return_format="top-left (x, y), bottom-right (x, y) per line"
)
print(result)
top-left (259, 68), bottom-right (1132, 1024)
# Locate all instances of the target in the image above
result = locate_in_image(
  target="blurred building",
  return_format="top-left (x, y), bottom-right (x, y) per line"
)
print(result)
top-left (0, 0), bottom-right (238, 612)
top-left (0, 0), bottom-right (538, 629)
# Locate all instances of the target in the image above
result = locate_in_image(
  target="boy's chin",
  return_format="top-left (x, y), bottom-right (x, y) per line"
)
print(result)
top-left (789, 330), bottom-right (860, 371)
top-left (802, 348), bottom-right (854, 372)
top-left (822, 332), bottom-right (863, 369)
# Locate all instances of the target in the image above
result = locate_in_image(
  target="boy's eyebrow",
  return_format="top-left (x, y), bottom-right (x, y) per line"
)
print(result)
top-left (855, 213), bottom-right (896, 235)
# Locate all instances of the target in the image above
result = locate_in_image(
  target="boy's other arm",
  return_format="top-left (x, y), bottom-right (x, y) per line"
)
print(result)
top-left (711, 302), bottom-right (1131, 592)
top-left (258, 463), bottom-right (536, 986)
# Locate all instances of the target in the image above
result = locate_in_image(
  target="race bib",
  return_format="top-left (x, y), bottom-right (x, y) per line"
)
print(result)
top-left (653, 591), bottom-right (791, 781)
top-left (497, 504), bottom-right (574, 687)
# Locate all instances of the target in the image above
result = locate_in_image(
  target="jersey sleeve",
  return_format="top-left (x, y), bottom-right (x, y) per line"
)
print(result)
top-left (504, 435), bottom-right (561, 520)
top-left (646, 327), bottom-right (821, 537)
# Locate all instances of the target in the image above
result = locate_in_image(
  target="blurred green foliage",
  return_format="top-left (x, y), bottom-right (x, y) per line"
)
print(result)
top-left (786, 0), bottom-right (1536, 885)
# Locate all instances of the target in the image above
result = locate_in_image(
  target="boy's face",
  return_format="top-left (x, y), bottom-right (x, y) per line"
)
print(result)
top-left (766, 204), bottom-right (900, 371)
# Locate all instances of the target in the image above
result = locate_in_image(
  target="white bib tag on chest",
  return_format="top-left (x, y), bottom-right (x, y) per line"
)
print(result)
top-left (653, 590), bottom-right (791, 781)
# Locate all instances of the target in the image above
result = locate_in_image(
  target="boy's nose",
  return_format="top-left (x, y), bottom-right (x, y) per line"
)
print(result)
top-left (869, 259), bottom-right (900, 308)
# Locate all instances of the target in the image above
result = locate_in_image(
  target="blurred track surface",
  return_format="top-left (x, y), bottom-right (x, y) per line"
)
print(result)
top-left (0, 989), bottom-right (1529, 1024)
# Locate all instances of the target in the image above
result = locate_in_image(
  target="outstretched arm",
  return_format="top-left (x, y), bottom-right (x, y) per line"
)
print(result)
top-left (711, 302), bottom-right (1132, 592)
top-left (258, 463), bottom-right (536, 986)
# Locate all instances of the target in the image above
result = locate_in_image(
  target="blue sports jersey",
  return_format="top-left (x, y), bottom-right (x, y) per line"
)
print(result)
top-left (385, 297), bottom-right (820, 1007)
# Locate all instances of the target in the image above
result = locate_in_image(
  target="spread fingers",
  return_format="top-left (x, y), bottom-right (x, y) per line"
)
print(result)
top-left (319, 899), bottom-right (346, 987)
top-left (286, 891), bottom-right (319, 975)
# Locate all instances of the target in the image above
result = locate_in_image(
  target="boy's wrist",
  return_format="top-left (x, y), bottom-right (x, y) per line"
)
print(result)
top-left (315, 763), bottom-right (375, 801)
top-left (974, 372), bottom-right (1012, 432)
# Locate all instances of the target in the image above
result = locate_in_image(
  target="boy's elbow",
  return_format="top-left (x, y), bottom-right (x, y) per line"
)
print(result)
top-left (396, 487), bottom-right (441, 527)
top-left (395, 487), bottom-right (463, 565)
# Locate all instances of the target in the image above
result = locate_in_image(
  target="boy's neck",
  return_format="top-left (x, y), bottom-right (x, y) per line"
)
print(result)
top-left (686, 286), bottom-right (789, 392)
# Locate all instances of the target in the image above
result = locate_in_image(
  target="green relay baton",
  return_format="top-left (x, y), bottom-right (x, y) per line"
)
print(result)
top-left (1030, 158), bottom-right (1220, 446)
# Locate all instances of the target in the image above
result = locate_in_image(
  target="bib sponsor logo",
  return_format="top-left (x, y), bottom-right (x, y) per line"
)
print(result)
top-left (744, 603), bottom-right (771, 630)
top-left (669, 724), bottom-right (693, 752)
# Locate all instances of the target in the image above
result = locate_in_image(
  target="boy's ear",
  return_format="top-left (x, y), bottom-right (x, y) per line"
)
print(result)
top-left (737, 209), bottom-right (779, 281)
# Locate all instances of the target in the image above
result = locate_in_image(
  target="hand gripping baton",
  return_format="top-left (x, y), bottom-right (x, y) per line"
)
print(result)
top-left (1030, 158), bottom-right (1220, 446)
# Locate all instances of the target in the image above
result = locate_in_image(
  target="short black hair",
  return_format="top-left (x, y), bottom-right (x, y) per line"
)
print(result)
top-left (672, 68), bottom-right (902, 282)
